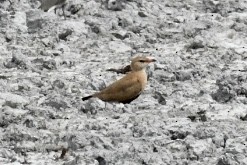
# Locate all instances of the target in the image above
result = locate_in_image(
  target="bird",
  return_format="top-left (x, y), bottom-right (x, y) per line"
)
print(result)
top-left (82, 56), bottom-right (156, 104)
top-left (39, 0), bottom-right (66, 15)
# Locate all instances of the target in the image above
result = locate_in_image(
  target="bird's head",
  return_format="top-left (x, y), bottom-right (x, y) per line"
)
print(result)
top-left (130, 56), bottom-right (156, 71)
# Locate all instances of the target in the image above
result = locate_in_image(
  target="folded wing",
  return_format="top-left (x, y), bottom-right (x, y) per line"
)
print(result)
top-left (94, 75), bottom-right (142, 103)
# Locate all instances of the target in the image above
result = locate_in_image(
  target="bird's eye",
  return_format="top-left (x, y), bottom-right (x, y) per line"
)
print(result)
top-left (139, 60), bottom-right (145, 63)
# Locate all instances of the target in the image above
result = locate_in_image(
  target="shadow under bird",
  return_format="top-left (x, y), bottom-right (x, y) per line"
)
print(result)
top-left (82, 56), bottom-right (156, 104)
top-left (39, 0), bottom-right (66, 14)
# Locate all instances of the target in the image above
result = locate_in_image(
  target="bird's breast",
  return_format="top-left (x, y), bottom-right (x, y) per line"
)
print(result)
top-left (135, 70), bottom-right (147, 90)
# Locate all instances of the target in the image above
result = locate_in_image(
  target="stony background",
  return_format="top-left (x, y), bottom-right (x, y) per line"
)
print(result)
top-left (0, 0), bottom-right (247, 164)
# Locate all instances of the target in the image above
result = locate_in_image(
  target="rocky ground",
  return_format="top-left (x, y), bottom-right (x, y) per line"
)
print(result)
top-left (0, 0), bottom-right (247, 164)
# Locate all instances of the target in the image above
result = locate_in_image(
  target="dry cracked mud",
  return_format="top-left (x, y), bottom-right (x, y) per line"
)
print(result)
top-left (0, 0), bottom-right (247, 164)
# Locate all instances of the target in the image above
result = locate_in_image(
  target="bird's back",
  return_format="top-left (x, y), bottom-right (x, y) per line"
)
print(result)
top-left (94, 70), bottom-right (147, 103)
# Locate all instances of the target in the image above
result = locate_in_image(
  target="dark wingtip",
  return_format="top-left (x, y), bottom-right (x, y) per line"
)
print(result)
top-left (82, 95), bottom-right (93, 101)
top-left (106, 65), bottom-right (131, 74)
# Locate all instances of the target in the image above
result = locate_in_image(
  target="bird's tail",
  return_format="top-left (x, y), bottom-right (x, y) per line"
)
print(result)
top-left (82, 95), bottom-right (93, 101)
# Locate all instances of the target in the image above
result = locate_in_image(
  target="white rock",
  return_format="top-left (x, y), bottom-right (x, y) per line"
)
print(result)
top-left (0, 92), bottom-right (29, 106)
top-left (108, 41), bottom-right (131, 53)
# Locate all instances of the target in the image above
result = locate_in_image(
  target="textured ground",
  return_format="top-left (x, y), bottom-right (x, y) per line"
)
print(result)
top-left (0, 0), bottom-right (247, 164)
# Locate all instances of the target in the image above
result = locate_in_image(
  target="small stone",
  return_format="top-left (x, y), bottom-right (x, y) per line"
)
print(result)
top-left (43, 59), bottom-right (57, 70)
top-left (174, 70), bottom-right (192, 81)
top-left (107, 0), bottom-right (124, 11)
top-left (58, 29), bottom-right (73, 41)
top-left (52, 79), bottom-right (65, 89)
top-left (96, 156), bottom-right (107, 165)
top-left (44, 99), bottom-right (69, 110)
top-left (111, 30), bottom-right (128, 40)
top-left (108, 41), bottom-right (131, 53)
top-left (138, 11), bottom-right (148, 17)
top-left (0, 93), bottom-right (29, 107)
top-left (154, 91), bottom-right (166, 105)
top-left (4, 55), bottom-right (27, 69)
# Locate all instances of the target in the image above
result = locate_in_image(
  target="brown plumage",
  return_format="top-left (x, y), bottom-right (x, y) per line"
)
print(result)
top-left (82, 56), bottom-right (156, 104)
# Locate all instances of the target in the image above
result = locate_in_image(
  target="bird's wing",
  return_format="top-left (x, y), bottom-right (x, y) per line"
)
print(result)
top-left (106, 65), bottom-right (131, 74)
top-left (94, 74), bottom-right (143, 102)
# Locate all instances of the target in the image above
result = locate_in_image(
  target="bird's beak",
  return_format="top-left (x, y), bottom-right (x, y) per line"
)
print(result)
top-left (146, 58), bottom-right (156, 63)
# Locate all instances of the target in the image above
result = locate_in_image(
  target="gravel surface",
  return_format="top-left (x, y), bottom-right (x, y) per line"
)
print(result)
top-left (0, 0), bottom-right (247, 164)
